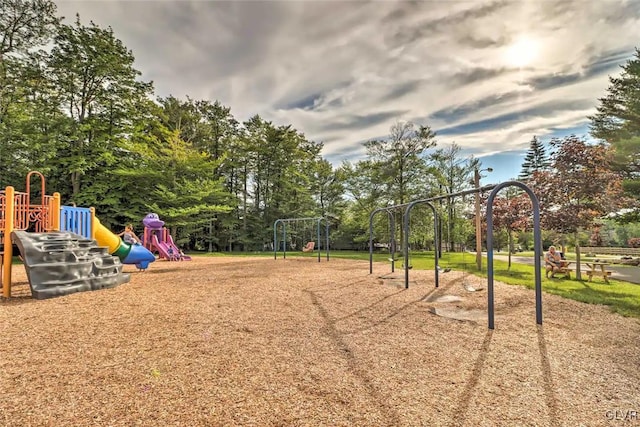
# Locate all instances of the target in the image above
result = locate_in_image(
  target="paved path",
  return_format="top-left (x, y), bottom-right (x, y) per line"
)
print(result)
top-left (492, 254), bottom-right (640, 284)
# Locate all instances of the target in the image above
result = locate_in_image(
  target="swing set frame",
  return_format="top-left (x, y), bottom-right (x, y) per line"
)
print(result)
top-left (273, 217), bottom-right (330, 262)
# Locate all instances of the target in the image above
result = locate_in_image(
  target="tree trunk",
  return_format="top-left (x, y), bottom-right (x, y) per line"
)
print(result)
top-left (575, 231), bottom-right (582, 280)
top-left (71, 170), bottom-right (80, 197)
top-left (508, 230), bottom-right (512, 269)
top-left (242, 163), bottom-right (248, 252)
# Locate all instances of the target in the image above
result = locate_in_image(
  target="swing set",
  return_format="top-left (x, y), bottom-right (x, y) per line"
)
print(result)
top-left (369, 181), bottom-right (544, 330)
top-left (273, 217), bottom-right (330, 262)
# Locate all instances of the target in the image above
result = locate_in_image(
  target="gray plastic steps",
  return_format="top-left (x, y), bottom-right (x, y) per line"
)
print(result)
top-left (11, 230), bottom-right (130, 300)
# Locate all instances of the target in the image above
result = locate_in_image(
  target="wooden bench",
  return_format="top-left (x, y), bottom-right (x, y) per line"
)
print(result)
top-left (545, 259), bottom-right (574, 279)
top-left (585, 262), bottom-right (613, 284)
top-left (546, 266), bottom-right (572, 279)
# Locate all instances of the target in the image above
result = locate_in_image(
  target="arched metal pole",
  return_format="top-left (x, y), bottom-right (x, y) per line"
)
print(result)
top-left (283, 223), bottom-right (287, 259)
top-left (404, 200), bottom-right (439, 289)
top-left (325, 218), bottom-right (330, 261)
top-left (390, 213), bottom-right (396, 273)
top-left (368, 186), bottom-right (498, 284)
top-left (367, 186), bottom-right (497, 282)
top-left (316, 218), bottom-right (321, 262)
top-left (486, 181), bottom-right (542, 330)
top-left (273, 219), bottom-right (280, 259)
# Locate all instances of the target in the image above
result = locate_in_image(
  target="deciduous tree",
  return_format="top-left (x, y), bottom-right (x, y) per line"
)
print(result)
top-left (47, 17), bottom-right (153, 200)
top-left (430, 144), bottom-right (475, 252)
top-left (0, 0), bottom-right (60, 185)
top-left (365, 121), bottom-right (437, 205)
top-left (530, 136), bottom-right (625, 279)
top-left (491, 192), bottom-right (532, 268)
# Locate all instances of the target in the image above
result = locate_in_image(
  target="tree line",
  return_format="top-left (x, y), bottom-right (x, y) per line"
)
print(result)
top-left (1, 1), bottom-right (638, 256)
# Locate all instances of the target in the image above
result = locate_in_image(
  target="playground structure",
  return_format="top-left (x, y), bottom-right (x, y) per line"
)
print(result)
top-left (142, 213), bottom-right (191, 261)
top-left (1, 171), bottom-right (155, 299)
top-left (368, 181), bottom-right (543, 330)
top-left (273, 217), bottom-right (330, 262)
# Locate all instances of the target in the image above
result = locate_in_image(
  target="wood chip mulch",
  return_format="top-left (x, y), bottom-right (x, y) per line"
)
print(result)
top-left (1, 256), bottom-right (638, 426)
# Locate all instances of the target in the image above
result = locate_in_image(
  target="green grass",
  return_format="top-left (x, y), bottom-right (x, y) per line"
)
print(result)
top-left (440, 253), bottom-right (640, 318)
top-left (413, 252), bottom-right (640, 318)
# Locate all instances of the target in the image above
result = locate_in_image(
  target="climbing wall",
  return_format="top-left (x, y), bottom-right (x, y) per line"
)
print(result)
top-left (11, 231), bottom-right (130, 300)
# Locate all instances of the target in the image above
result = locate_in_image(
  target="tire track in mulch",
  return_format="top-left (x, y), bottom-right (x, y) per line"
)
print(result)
top-left (304, 288), bottom-right (403, 427)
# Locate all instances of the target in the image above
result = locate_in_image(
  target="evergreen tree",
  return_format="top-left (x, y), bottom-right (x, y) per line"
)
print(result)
top-left (309, 158), bottom-right (346, 218)
top-left (338, 160), bottom-right (387, 249)
top-left (589, 49), bottom-right (640, 142)
top-left (610, 136), bottom-right (640, 222)
top-left (518, 136), bottom-right (550, 181)
top-left (589, 49), bottom-right (640, 222)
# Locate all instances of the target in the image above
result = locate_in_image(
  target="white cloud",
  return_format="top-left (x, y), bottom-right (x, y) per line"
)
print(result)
top-left (53, 0), bottom-right (640, 174)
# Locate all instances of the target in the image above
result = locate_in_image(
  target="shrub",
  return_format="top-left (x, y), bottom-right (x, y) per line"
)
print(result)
top-left (628, 237), bottom-right (640, 248)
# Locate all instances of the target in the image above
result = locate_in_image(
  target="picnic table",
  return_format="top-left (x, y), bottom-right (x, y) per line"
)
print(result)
top-left (585, 261), bottom-right (613, 283)
top-left (545, 260), bottom-right (574, 278)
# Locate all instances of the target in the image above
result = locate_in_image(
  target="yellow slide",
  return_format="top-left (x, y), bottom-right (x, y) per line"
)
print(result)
top-left (93, 217), bottom-right (155, 269)
top-left (93, 217), bottom-right (121, 254)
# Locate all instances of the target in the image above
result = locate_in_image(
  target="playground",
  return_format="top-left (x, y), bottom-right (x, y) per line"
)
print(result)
top-left (1, 256), bottom-right (638, 426)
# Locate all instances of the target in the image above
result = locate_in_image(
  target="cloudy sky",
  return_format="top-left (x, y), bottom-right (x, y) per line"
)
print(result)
top-left (54, 0), bottom-right (640, 183)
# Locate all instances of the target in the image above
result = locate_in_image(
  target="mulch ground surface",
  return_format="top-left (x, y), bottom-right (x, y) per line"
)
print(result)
top-left (1, 256), bottom-right (638, 426)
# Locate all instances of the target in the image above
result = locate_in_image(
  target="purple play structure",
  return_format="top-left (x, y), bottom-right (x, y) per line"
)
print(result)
top-left (142, 213), bottom-right (191, 261)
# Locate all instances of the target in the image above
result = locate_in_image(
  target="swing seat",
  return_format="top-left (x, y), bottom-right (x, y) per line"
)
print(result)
top-left (302, 241), bottom-right (315, 252)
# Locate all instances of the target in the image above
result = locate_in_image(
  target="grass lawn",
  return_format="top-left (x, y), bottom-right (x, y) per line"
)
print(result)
top-left (197, 250), bottom-right (640, 319)
top-left (435, 252), bottom-right (640, 319)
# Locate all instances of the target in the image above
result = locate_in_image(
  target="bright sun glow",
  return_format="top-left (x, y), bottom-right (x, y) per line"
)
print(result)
top-left (504, 36), bottom-right (540, 68)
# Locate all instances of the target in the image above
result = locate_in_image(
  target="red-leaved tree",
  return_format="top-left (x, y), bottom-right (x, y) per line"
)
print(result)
top-left (529, 136), bottom-right (625, 279)
top-left (492, 192), bottom-right (532, 269)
